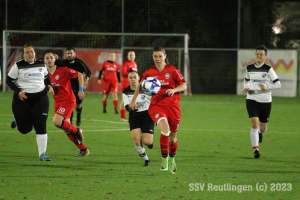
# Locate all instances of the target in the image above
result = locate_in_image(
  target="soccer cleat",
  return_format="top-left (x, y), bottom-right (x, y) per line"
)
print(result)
top-left (160, 157), bottom-right (168, 172)
top-left (114, 108), bottom-right (118, 114)
top-left (75, 128), bottom-right (84, 145)
top-left (103, 109), bottom-right (107, 113)
top-left (143, 159), bottom-right (150, 167)
top-left (147, 143), bottom-right (153, 149)
top-left (11, 119), bottom-right (17, 129)
top-left (169, 156), bottom-right (177, 174)
top-left (259, 132), bottom-right (263, 143)
top-left (254, 149), bottom-right (260, 159)
top-left (39, 153), bottom-right (51, 161)
top-left (120, 118), bottom-right (128, 122)
top-left (75, 149), bottom-right (90, 157)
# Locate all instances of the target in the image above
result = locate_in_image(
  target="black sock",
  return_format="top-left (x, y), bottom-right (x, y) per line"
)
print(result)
top-left (162, 153), bottom-right (168, 158)
top-left (147, 143), bottom-right (153, 149)
top-left (76, 107), bottom-right (82, 114)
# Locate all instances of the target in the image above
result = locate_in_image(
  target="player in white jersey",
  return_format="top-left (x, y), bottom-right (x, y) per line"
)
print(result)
top-left (123, 69), bottom-right (154, 167)
top-left (243, 45), bottom-right (281, 158)
top-left (6, 44), bottom-right (54, 161)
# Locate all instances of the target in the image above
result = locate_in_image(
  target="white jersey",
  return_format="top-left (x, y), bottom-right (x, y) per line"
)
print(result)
top-left (123, 86), bottom-right (151, 113)
top-left (244, 63), bottom-right (281, 103)
top-left (8, 60), bottom-right (48, 93)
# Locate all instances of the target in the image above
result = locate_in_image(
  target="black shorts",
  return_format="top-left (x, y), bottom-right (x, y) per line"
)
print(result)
top-left (129, 111), bottom-right (154, 134)
top-left (246, 99), bottom-right (272, 123)
top-left (72, 89), bottom-right (83, 105)
top-left (12, 89), bottom-right (49, 134)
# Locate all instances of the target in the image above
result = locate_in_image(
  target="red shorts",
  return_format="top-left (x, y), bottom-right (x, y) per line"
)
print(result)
top-left (102, 79), bottom-right (118, 94)
top-left (54, 101), bottom-right (76, 119)
top-left (121, 79), bottom-right (130, 92)
top-left (148, 104), bottom-right (181, 133)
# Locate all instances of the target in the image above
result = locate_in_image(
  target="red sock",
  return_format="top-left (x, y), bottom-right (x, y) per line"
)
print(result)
top-left (103, 100), bottom-right (108, 109)
top-left (61, 120), bottom-right (78, 134)
top-left (160, 134), bottom-right (169, 155)
top-left (113, 100), bottom-right (118, 108)
top-left (253, 146), bottom-right (259, 150)
top-left (169, 141), bottom-right (178, 156)
top-left (120, 109), bottom-right (126, 118)
top-left (67, 134), bottom-right (87, 150)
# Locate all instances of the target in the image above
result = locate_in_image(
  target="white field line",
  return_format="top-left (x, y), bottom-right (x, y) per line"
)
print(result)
top-left (0, 129), bottom-right (129, 134)
top-left (0, 115), bottom-right (299, 134)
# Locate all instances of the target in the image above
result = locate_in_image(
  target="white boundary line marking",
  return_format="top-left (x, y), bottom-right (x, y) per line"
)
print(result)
top-left (0, 115), bottom-right (299, 134)
top-left (0, 129), bottom-right (129, 133)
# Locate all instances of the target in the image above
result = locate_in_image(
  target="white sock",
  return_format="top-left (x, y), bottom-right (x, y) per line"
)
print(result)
top-left (250, 128), bottom-right (259, 152)
top-left (36, 134), bottom-right (48, 156)
top-left (135, 146), bottom-right (149, 161)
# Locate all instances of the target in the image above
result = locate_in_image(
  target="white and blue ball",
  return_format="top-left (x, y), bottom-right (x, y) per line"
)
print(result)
top-left (141, 77), bottom-right (161, 96)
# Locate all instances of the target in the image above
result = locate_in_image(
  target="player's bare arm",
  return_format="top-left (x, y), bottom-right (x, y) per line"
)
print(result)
top-left (129, 82), bottom-right (142, 110)
top-left (166, 83), bottom-right (187, 96)
top-left (18, 90), bottom-right (27, 101)
top-left (243, 88), bottom-right (249, 93)
top-left (258, 83), bottom-right (266, 90)
top-left (77, 72), bottom-right (85, 100)
top-left (47, 85), bottom-right (54, 95)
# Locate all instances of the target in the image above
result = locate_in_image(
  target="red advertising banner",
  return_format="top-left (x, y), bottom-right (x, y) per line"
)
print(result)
top-left (72, 50), bottom-right (122, 93)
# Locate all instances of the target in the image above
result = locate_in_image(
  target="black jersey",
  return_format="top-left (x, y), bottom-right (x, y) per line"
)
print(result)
top-left (56, 58), bottom-right (91, 91)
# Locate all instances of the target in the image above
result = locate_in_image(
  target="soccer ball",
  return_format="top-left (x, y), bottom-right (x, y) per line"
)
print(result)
top-left (141, 77), bottom-right (161, 96)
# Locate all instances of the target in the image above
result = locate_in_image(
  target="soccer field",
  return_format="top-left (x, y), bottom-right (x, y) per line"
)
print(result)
top-left (0, 92), bottom-right (299, 200)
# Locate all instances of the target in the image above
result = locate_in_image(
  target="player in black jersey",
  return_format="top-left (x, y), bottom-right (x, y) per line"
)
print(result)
top-left (55, 47), bottom-right (91, 127)
top-left (123, 69), bottom-right (154, 167)
top-left (6, 44), bottom-right (54, 161)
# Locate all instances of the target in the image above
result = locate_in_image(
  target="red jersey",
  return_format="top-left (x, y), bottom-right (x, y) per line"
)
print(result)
top-left (100, 60), bottom-right (120, 81)
top-left (121, 60), bottom-right (138, 78)
top-left (141, 64), bottom-right (186, 105)
top-left (48, 66), bottom-right (78, 103)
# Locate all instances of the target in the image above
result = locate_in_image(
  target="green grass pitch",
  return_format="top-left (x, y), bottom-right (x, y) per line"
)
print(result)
top-left (0, 92), bottom-right (299, 200)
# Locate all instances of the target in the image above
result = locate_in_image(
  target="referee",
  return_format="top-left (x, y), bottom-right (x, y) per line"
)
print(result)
top-left (55, 47), bottom-right (91, 127)
top-left (6, 44), bottom-right (54, 161)
top-left (123, 69), bottom-right (154, 167)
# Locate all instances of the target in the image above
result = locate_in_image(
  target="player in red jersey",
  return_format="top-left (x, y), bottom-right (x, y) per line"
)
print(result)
top-left (129, 46), bottom-right (187, 174)
top-left (120, 51), bottom-right (138, 121)
top-left (97, 53), bottom-right (121, 114)
top-left (44, 52), bottom-right (90, 157)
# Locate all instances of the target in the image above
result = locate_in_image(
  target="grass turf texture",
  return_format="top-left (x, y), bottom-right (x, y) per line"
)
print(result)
top-left (0, 92), bottom-right (299, 200)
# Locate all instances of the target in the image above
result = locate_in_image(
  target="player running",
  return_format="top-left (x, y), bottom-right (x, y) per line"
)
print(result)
top-left (44, 52), bottom-right (89, 157)
top-left (123, 69), bottom-right (154, 167)
top-left (55, 47), bottom-right (91, 127)
top-left (97, 53), bottom-right (121, 114)
top-left (243, 45), bottom-right (281, 158)
top-left (120, 51), bottom-right (138, 121)
top-left (129, 46), bottom-right (187, 174)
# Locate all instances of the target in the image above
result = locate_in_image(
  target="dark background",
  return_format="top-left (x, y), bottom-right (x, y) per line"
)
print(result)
top-left (1, 0), bottom-right (299, 94)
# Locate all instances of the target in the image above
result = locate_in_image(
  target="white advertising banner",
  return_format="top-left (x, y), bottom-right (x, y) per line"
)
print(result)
top-left (237, 50), bottom-right (298, 97)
